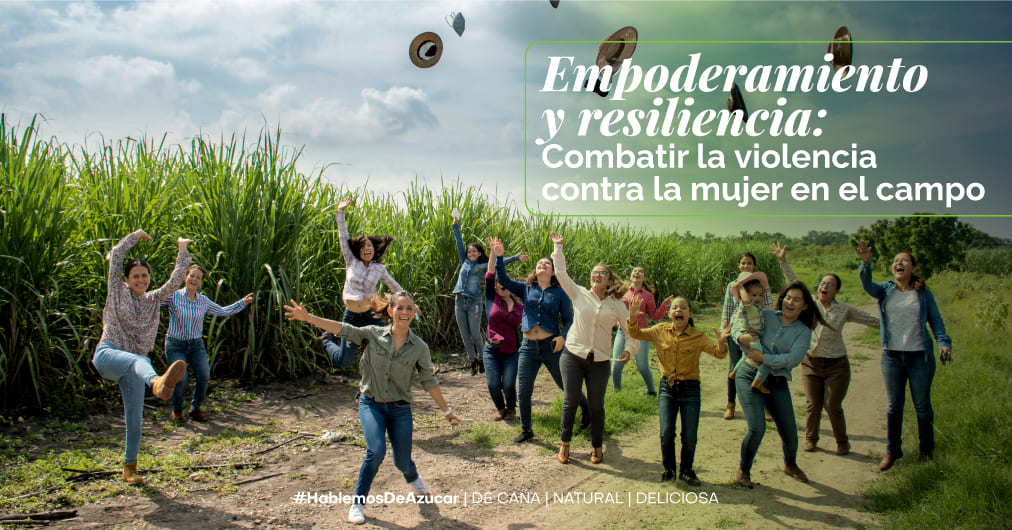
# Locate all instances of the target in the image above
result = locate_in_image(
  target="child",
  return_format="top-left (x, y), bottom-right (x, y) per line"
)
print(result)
top-left (626, 295), bottom-right (729, 485)
top-left (728, 271), bottom-right (772, 393)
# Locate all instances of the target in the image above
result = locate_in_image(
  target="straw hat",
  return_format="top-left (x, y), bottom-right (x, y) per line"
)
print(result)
top-left (409, 32), bottom-right (443, 68)
top-left (726, 83), bottom-right (749, 122)
top-left (731, 271), bottom-right (769, 300)
top-left (827, 26), bottom-right (852, 71)
top-left (597, 26), bottom-right (638, 70)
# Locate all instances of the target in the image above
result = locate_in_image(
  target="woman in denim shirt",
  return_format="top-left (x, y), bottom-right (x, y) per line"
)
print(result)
top-left (494, 242), bottom-right (589, 444)
top-left (733, 281), bottom-right (828, 488)
top-left (451, 214), bottom-right (524, 375)
top-left (857, 241), bottom-right (952, 471)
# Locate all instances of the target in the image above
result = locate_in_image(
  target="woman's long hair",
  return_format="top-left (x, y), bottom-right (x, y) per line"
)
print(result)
top-left (776, 281), bottom-right (833, 331)
top-left (895, 251), bottom-right (927, 290)
top-left (349, 235), bottom-right (395, 264)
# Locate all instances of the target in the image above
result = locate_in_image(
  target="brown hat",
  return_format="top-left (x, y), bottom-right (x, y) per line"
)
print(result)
top-left (827, 26), bottom-right (852, 71)
top-left (726, 83), bottom-right (749, 122)
top-left (731, 271), bottom-right (769, 300)
top-left (597, 26), bottom-right (638, 70)
top-left (409, 32), bottom-right (443, 68)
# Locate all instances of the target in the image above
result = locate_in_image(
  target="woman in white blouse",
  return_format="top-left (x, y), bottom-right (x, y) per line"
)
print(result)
top-left (549, 232), bottom-right (636, 465)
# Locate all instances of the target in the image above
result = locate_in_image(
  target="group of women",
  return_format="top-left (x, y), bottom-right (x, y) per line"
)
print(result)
top-left (93, 198), bottom-right (953, 525)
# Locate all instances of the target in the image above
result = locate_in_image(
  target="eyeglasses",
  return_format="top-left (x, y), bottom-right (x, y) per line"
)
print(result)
top-left (818, 281), bottom-right (836, 287)
top-left (590, 270), bottom-right (609, 277)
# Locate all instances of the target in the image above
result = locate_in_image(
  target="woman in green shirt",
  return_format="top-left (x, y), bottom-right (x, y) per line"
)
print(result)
top-left (284, 291), bottom-right (460, 525)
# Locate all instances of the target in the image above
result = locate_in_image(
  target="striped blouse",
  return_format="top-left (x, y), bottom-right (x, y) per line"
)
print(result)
top-left (162, 290), bottom-right (248, 340)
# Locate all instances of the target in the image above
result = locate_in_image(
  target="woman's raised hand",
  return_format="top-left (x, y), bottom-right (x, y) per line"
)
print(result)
top-left (177, 237), bottom-right (193, 251)
top-left (489, 238), bottom-right (505, 257)
top-left (283, 300), bottom-right (310, 322)
top-left (549, 232), bottom-right (564, 245)
top-left (135, 229), bottom-right (152, 242)
top-left (243, 293), bottom-right (254, 305)
top-left (337, 196), bottom-right (352, 211)
top-left (770, 241), bottom-right (787, 262)
top-left (857, 240), bottom-right (872, 264)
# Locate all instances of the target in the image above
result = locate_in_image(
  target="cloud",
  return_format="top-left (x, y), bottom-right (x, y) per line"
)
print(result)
top-left (73, 55), bottom-right (199, 95)
top-left (226, 84), bottom-right (438, 142)
top-left (217, 57), bottom-right (270, 83)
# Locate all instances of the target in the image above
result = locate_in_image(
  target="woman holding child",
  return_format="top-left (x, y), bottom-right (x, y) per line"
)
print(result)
top-left (734, 281), bottom-right (828, 488)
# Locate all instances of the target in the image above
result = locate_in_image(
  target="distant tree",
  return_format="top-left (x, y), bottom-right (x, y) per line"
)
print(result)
top-left (799, 230), bottom-right (849, 247)
top-left (851, 215), bottom-right (972, 278)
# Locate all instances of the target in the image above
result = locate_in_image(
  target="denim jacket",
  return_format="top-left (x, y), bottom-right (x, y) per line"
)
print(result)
top-left (495, 255), bottom-right (573, 338)
top-left (732, 308), bottom-right (812, 380)
top-left (451, 223), bottom-right (518, 299)
top-left (859, 262), bottom-right (952, 362)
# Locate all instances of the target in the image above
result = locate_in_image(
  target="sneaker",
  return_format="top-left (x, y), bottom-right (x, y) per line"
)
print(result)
top-left (410, 476), bottom-right (428, 497)
top-left (660, 470), bottom-right (676, 482)
top-left (678, 469), bottom-right (702, 486)
top-left (803, 440), bottom-right (817, 452)
top-left (188, 409), bottom-right (208, 422)
top-left (513, 429), bottom-right (534, 443)
top-left (784, 465), bottom-right (809, 483)
top-left (348, 504), bottom-right (365, 525)
top-left (836, 442), bottom-right (851, 456)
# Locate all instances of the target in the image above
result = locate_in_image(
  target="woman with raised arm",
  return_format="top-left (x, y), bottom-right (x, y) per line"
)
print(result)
top-left (733, 281), bottom-right (829, 488)
top-left (627, 295), bottom-right (729, 485)
top-left (91, 230), bottom-right (192, 485)
top-left (549, 231), bottom-right (636, 465)
top-left (162, 264), bottom-right (254, 423)
top-left (320, 196), bottom-right (403, 368)
top-left (483, 238), bottom-right (524, 420)
top-left (493, 239), bottom-right (589, 444)
top-left (451, 214), bottom-right (524, 376)
top-left (857, 240), bottom-right (951, 471)
top-left (770, 242), bottom-right (878, 456)
top-left (285, 291), bottom-right (460, 525)
top-left (612, 267), bottom-right (672, 395)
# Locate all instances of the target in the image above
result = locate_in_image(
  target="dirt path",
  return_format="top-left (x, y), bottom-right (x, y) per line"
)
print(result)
top-left (44, 305), bottom-right (886, 529)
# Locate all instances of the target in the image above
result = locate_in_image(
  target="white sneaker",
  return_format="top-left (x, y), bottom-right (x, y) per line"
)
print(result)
top-left (348, 504), bottom-right (365, 525)
top-left (410, 476), bottom-right (428, 497)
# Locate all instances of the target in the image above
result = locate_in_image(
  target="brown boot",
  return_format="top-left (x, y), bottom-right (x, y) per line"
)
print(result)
top-left (590, 446), bottom-right (604, 464)
top-left (123, 462), bottom-right (144, 486)
top-left (504, 408), bottom-right (516, 421)
top-left (752, 380), bottom-right (770, 394)
top-left (557, 442), bottom-right (570, 464)
top-left (151, 360), bottom-right (186, 400)
top-left (493, 409), bottom-right (506, 421)
top-left (723, 402), bottom-right (735, 420)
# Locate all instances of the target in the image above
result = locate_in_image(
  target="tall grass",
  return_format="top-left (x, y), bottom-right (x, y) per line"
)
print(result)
top-left (962, 247), bottom-right (1012, 277)
top-left (0, 117), bottom-right (782, 410)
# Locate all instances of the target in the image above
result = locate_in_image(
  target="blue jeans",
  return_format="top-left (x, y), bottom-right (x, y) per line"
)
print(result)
top-left (658, 379), bottom-right (701, 473)
top-left (484, 344), bottom-right (519, 410)
top-left (92, 341), bottom-right (158, 465)
top-left (735, 363), bottom-right (798, 473)
top-left (323, 309), bottom-right (385, 368)
top-left (881, 350), bottom-right (935, 457)
top-left (726, 336), bottom-right (743, 404)
top-left (455, 294), bottom-right (484, 361)
top-left (354, 395), bottom-right (418, 504)
top-left (611, 328), bottom-right (654, 392)
top-left (165, 337), bottom-right (210, 413)
top-left (516, 337), bottom-right (588, 432)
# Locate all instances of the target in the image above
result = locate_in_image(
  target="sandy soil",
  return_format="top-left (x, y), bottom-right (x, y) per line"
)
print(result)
top-left (33, 304), bottom-right (888, 529)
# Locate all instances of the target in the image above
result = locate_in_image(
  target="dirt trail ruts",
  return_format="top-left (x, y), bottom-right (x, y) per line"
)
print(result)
top-left (43, 304), bottom-right (886, 529)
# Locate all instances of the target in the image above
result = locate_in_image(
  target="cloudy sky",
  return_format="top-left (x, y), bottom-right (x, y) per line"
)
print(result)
top-left (3, 0), bottom-right (1011, 238)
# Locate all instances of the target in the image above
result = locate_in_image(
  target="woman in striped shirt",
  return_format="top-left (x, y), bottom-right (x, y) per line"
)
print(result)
top-left (91, 229), bottom-right (192, 485)
top-left (162, 264), bottom-right (253, 423)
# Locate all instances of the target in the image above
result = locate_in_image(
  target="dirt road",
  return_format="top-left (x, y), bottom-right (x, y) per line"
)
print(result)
top-left (49, 305), bottom-right (886, 529)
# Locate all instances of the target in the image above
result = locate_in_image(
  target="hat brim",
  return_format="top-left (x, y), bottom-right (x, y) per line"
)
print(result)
top-left (596, 26), bottom-right (638, 70)
top-left (727, 83), bottom-right (749, 122)
top-left (827, 26), bottom-right (852, 71)
top-left (409, 32), bottom-right (444, 69)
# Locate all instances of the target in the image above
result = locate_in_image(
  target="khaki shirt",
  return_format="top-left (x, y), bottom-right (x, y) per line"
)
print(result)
top-left (338, 324), bottom-right (438, 402)
top-left (627, 320), bottom-right (726, 386)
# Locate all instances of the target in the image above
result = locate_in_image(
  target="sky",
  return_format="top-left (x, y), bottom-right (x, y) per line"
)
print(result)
top-left (2, 0), bottom-right (1011, 239)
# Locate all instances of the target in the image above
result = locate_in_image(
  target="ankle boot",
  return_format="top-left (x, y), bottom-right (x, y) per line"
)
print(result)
top-left (494, 409), bottom-right (507, 421)
top-left (470, 360), bottom-right (477, 376)
top-left (123, 462), bottom-right (144, 485)
top-left (723, 402), bottom-right (735, 420)
top-left (151, 360), bottom-right (186, 400)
